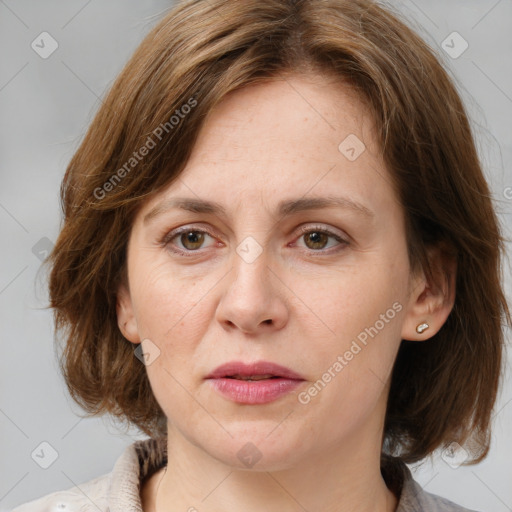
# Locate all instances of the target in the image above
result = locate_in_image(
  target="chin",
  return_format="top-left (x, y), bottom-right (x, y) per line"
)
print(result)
top-left (200, 427), bottom-right (309, 472)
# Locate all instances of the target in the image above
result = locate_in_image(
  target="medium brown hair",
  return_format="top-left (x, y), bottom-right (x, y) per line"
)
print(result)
top-left (47, 0), bottom-right (511, 464)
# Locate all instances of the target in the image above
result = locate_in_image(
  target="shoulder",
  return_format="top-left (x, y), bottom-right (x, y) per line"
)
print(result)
top-left (405, 478), bottom-right (483, 512)
top-left (10, 473), bottom-right (111, 512)
top-left (401, 468), bottom-right (483, 512)
top-left (382, 455), bottom-right (484, 512)
top-left (9, 437), bottom-right (165, 512)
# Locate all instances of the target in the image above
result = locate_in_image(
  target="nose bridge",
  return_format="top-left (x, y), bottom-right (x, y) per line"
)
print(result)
top-left (230, 242), bottom-right (273, 308)
top-left (216, 238), bottom-right (287, 333)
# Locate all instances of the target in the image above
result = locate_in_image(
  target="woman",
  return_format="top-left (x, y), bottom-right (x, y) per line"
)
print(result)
top-left (13, 0), bottom-right (510, 510)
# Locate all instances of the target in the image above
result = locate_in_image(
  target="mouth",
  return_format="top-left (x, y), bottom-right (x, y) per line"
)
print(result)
top-left (225, 374), bottom-right (281, 381)
top-left (205, 361), bottom-right (305, 404)
top-left (205, 361), bottom-right (305, 381)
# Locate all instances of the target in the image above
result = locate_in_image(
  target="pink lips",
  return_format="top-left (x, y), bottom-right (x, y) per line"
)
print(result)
top-left (205, 361), bottom-right (305, 404)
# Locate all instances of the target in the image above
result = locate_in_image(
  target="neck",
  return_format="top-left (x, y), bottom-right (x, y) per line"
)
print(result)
top-left (151, 424), bottom-right (397, 512)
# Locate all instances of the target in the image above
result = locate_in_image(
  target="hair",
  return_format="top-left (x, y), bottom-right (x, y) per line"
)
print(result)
top-left (47, 0), bottom-right (511, 464)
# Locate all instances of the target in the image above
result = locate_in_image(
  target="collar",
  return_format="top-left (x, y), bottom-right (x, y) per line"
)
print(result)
top-left (107, 437), bottom-right (429, 512)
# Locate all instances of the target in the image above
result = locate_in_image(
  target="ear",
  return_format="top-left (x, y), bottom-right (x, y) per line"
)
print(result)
top-left (401, 243), bottom-right (457, 341)
top-left (116, 282), bottom-right (141, 344)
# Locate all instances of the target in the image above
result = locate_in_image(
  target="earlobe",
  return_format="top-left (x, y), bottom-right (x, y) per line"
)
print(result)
top-left (401, 243), bottom-right (457, 342)
top-left (116, 283), bottom-right (141, 344)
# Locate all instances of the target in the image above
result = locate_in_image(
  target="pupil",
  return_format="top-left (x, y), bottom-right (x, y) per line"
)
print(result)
top-left (182, 231), bottom-right (204, 249)
top-left (306, 232), bottom-right (327, 249)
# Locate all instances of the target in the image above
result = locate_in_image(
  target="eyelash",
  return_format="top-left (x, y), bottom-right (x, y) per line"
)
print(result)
top-left (161, 224), bottom-right (349, 258)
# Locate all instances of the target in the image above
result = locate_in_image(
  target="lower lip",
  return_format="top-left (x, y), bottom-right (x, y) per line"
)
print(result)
top-left (207, 377), bottom-right (304, 404)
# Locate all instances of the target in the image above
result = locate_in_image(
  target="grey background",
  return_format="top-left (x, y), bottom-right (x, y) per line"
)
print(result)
top-left (1, 0), bottom-right (511, 510)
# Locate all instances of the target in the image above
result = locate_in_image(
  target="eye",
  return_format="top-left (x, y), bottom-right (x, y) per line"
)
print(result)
top-left (293, 224), bottom-right (349, 252)
top-left (162, 227), bottom-right (218, 255)
top-left (161, 223), bottom-right (349, 257)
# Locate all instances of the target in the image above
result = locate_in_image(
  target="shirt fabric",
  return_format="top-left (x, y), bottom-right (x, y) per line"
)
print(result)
top-left (11, 436), bottom-right (481, 512)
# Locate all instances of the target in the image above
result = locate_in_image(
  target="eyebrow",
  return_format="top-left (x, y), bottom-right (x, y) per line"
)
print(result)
top-left (143, 195), bottom-right (374, 224)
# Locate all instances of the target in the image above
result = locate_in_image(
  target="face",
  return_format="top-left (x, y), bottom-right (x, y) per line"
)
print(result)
top-left (117, 73), bottom-right (433, 471)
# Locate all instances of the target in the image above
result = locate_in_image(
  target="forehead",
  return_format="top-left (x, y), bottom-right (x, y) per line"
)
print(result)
top-left (140, 73), bottom-right (395, 220)
top-left (193, 73), bottom-right (375, 162)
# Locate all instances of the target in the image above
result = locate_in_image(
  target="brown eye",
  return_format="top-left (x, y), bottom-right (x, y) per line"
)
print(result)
top-left (303, 231), bottom-right (329, 250)
top-left (162, 226), bottom-right (218, 257)
top-left (294, 225), bottom-right (349, 253)
top-left (179, 231), bottom-right (205, 250)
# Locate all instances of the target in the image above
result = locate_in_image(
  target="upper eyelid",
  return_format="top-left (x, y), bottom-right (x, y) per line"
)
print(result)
top-left (295, 223), bottom-right (347, 238)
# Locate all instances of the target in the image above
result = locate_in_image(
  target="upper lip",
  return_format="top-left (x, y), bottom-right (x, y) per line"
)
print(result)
top-left (205, 361), bottom-right (305, 380)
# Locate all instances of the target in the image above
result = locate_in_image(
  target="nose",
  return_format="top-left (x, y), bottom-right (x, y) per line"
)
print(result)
top-left (215, 249), bottom-right (289, 335)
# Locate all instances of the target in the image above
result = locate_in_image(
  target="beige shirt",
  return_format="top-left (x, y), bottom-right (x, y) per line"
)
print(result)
top-left (11, 437), bottom-right (481, 511)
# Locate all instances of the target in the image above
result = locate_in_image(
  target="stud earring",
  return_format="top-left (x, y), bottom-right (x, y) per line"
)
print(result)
top-left (416, 322), bottom-right (429, 334)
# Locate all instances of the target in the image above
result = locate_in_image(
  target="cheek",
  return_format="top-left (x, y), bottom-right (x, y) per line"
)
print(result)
top-left (129, 257), bottom-right (211, 346)
top-left (288, 253), bottom-right (407, 341)
top-left (131, 263), bottom-right (212, 417)
top-left (296, 307), bottom-right (404, 441)
top-left (291, 253), bottom-right (407, 403)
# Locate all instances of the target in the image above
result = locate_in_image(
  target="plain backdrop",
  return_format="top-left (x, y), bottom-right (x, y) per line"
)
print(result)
top-left (1, 0), bottom-right (511, 510)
